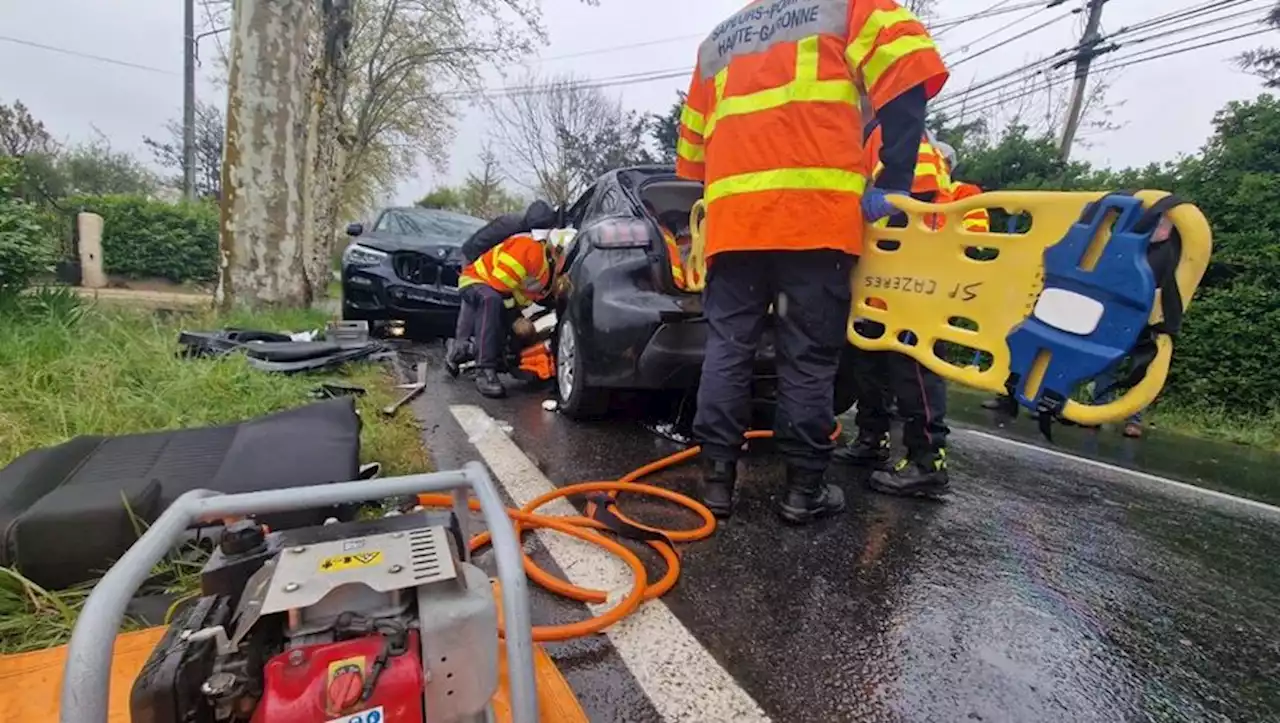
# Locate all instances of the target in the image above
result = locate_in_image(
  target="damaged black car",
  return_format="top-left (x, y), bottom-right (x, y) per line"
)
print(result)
top-left (550, 165), bottom-right (860, 420)
top-left (341, 207), bottom-right (487, 335)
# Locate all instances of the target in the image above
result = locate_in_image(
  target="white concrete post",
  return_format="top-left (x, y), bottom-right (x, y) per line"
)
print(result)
top-left (77, 212), bottom-right (107, 289)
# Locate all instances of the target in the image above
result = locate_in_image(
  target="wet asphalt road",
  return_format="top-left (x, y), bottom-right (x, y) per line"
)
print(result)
top-left (399, 342), bottom-right (1280, 723)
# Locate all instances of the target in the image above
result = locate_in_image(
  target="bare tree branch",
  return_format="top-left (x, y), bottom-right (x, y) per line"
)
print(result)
top-left (489, 73), bottom-right (642, 206)
top-left (337, 0), bottom-right (543, 212)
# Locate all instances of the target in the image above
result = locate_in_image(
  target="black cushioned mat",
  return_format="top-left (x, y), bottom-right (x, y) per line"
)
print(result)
top-left (0, 398), bottom-right (362, 589)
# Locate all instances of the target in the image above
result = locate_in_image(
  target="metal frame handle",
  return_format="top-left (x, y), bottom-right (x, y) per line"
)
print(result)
top-left (59, 463), bottom-right (538, 723)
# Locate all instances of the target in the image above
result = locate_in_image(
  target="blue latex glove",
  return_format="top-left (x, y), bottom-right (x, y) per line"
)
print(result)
top-left (862, 188), bottom-right (907, 223)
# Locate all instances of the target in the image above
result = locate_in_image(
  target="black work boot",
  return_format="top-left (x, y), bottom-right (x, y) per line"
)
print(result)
top-left (869, 448), bottom-right (950, 499)
top-left (833, 430), bottom-right (891, 467)
top-left (475, 369), bottom-right (506, 399)
top-left (701, 458), bottom-right (737, 519)
top-left (778, 467), bottom-right (846, 525)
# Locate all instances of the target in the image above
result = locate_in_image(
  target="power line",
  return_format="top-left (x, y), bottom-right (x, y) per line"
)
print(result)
top-left (948, 27), bottom-right (1274, 120)
top-left (933, 0), bottom-right (1023, 37)
top-left (1095, 26), bottom-right (1275, 72)
top-left (933, 54), bottom-right (1066, 113)
top-left (946, 7), bottom-right (1079, 69)
top-left (933, 0), bottom-right (1050, 31)
top-left (514, 5), bottom-right (1081, 112)
top-left (934, 49), bottom-right (1069, 105)
top-left (949, 73), bottom-right (1067, 121)
top-left (443, 67), bottom-right (692, 100)
top-left (1111, 14), bottom-right (1271, 59)
top-left (532, 0), bottom-right (1059, 65)
top-left (933, 66), bottom-right (1057, 115)
top-left (464, 1), bottom-right (1278, 108)
top-left (0, 34), bottom-right (176, 75)
top-left (933, 1), bottom-right (1271, 116)
top-left (1104, 1), bottom-right (1270, 48)
top-left (538, 34), bottom-right (704, 63)
top-left (1107, 0), bottom-right (1262, 39)
top-left (944, 1), bottom-right (1064, 59)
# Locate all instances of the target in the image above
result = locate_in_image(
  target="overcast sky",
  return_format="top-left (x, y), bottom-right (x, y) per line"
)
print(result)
top-left (2, 0), bottom-right (1274, 209)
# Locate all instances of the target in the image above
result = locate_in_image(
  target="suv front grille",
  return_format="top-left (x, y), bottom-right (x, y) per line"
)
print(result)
top-left (392, 251), bottom-right (460, 287)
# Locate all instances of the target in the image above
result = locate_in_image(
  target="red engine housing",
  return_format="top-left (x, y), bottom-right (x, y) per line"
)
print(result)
top-left (252, 631), bottom-right (424, 723)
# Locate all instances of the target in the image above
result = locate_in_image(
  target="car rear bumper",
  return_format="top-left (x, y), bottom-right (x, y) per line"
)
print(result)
top-left (634, 320), bottom-right (777, 388)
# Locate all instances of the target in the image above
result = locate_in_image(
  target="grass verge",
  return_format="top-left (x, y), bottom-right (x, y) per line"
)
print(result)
top-left (1144, 405), bottom-right (1280, 451)
top-left (949, 385), bottom-right (1280, 452)
top-left (0, 292), bottom-right (429, 653)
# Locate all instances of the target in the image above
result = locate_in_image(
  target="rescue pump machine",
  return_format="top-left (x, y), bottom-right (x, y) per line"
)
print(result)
top-left (58, 466), bottom-right (540, 723)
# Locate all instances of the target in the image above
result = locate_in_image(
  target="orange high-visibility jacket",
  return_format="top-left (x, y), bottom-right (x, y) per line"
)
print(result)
top-left (459, 234), bottom-right (551, 307)
top-left (864, 129), bottom-right (951, 229)
top-left (661, 227), bottom-right (689, 290)
top-left (946, 180), bottom-right (990, 232)
top-left (676, 0), bottom-right (948, 259)
top-left (863, 127), bottom-right (949, 196)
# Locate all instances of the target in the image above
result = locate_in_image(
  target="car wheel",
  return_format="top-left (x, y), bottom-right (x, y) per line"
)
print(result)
top-left (555, 314), bottom-right (608, 419)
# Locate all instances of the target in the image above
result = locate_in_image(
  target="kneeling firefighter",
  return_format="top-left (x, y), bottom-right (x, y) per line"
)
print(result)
top-left (836, 126), bottom-right (954, 498)
top-left (675, 0), bottom-right (949, 523)
top-left (447, 201), bottom-right (558, 399)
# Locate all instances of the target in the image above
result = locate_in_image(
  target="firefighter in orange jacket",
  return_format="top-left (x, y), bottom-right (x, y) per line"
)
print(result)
top-left (449, 225), bottom-right (555, 399)
top-left (835, 127), bottom-right (955, 497)
top-left (676, 0), bottom-right (949, 523)
top-left (948, 181), bottom-right (991, 232)
top-left (935, 141), bottom-right (990, 232)
top-left (648, 203), bottom-right (691, 291)
top-left (663, 226), bottom-right (690, 291)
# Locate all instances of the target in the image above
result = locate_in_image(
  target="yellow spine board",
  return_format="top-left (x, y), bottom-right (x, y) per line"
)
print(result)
top-left (688, 191), bottom-right (1213, 425)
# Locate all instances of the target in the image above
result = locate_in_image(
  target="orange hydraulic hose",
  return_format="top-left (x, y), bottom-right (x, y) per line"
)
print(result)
top-left (418, 423), bottom-right (841, 643)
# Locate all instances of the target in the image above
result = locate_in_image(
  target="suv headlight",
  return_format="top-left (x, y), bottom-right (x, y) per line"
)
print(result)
top-left (343, 244), bottom-right (387, 267)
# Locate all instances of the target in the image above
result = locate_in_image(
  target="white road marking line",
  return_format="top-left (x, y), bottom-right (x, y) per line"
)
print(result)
top-left (450, 405), bottom-right (772, 723)
top-left (955, 428), bottom-right (1280, 518)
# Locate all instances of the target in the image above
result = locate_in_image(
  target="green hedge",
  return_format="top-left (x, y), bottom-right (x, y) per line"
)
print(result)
top-left (68, 194), bottom-right (219, 283)
top-left (0, 157), bottom-right (54, 292)
top-left (1163, 283), bottom-right (1280, 411)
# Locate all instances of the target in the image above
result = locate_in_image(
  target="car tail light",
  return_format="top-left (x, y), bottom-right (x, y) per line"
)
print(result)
top-left (591, 218), bottom-right (652, 249)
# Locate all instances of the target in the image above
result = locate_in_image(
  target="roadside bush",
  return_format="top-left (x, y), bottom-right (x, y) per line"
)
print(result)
top-left (1164, 282), bottom-right (1280, 412)
top-left (66, 194), bottom-right (218, 283)
top-left (0, 157), bottom-right (54, 292)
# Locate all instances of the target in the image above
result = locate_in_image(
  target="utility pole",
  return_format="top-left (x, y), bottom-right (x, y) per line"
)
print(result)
top-left (182, 0), bottom-right (196, 200)
top-left (1058, 0), bottom-right (1106, 162)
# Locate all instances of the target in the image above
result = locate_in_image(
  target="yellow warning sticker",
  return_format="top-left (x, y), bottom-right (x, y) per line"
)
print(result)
top-left (318, 550), bottom-right (383, 573)
top-left (328, 655), bottom-right (366, 683)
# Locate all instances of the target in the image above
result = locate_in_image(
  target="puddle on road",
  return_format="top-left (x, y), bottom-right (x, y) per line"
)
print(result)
top-left (943, 387), bottom-right (1280, 507)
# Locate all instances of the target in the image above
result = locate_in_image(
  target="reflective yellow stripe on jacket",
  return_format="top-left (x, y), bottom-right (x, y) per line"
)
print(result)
top-left (459, 236), bottom-right (548, 307)
top-left (706, 168), bottom-right (868, 205)
top-left (704, 37), bottom-right (859, 142)
top-left (962, 210), bottom-right (990, 232)
top-left (662, 229), bottom-right (687, 290)
top-left (676, 0), bottom-right (948, 258)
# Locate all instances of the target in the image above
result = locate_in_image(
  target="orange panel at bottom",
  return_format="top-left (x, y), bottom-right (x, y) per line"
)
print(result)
top-left (0, 627), bottom-right (587, 722)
